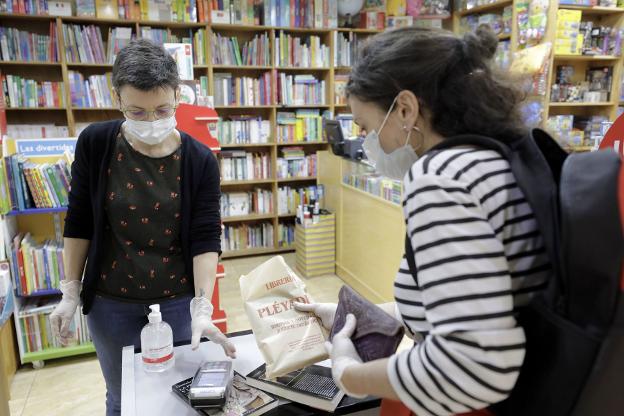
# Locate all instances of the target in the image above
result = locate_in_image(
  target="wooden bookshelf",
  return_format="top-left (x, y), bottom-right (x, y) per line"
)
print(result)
top-left (0, 12), bottom-right (379, 260)
top-left (457, 0), bottom-right (513, 17)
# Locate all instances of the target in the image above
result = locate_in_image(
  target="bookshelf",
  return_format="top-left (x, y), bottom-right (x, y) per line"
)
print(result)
top-left (0, 12), bottom-right (382, 261)
top-left (453, 1), bottom-right (624, 152)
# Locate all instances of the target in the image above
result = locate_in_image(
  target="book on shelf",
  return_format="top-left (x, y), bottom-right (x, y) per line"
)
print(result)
top-left (277, 73), bottom-right (326, 106)
top-left (221, 222), bottom-right (274, 252)
top-left (179, 79), bottom-right (209, 105)
top-left (117, 0), bottom-right (142, 19)
top-left (277, 152), bottom-right (317, 179)
top-left (0, 0), bottom-right (49, 13)
top-left (335, 113), bottom-right (360, 139)
top-left (164, 43), bottom-right (194, 81)
top-left (245, 364), bottom-right (345, 412)
top-left (17, 297), bottom-right (90, 353)
top-left (334, 74), bottom-right (348, 105)
top-left (274, 32), bottom-right (330, 68)
top-left (193, 29), bottom-right (207, 66)
top-left (0, 23), bottom-right (59, 63)
top-left (96, 0), bottom-right (119, 18)
top-left (217, 116), bottom-right (271, 145)
top-left (62, 24), bottom-right (107, 64)
top-left (211, 33), bottom-right (270, 67)
top-left (277, 184), bottom-right (324, 215)
top-left (343, 171), bottom-right (403, 205)
top-left (140, 27), bottom-right (171, 45)
top-left (7, 124), bottom-right (70, 139)
top-left (69, 71), bottom-right (115, 108)
top-left (2, 75), bottom-right (65, 109)
top-left (214, 73), bottom-right (272, 107)
top-left (333, 31), bottom-right (361, 68)
top-left (220, 150), bottom-right (271, 181)
top-left (276, 110), bottom-right (324, 143)
top-left (221, 189), bottom-right (273, 217)
top-left (278, 222), bottom-right (295, 247)
top-left (0, 154), bottom-right (71, 211)
top-left (76, 0), bottom-right (97, 16)
top-left (10, 234), bottom-right (65, 297)
top-left (0, 80), bottom-right (6, 141)
top-left (107, 27), bottom-right (134, 64)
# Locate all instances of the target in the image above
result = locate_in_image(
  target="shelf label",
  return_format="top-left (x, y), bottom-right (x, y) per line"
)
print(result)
top-left (15, 138), bottom-right (77, 157)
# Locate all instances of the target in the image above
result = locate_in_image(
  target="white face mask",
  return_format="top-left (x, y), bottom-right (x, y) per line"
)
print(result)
top-left (362, 97), bottom-right (420, 181)
top-left (123, 115), bottom-right (177, 146)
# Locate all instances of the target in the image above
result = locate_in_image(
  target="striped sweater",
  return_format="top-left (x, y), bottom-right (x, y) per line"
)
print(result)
top-left (387, 147), bottom-right (551, 416)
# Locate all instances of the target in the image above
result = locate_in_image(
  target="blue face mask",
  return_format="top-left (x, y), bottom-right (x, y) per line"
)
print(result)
top-left (362, 96), bottom-right (420, 181)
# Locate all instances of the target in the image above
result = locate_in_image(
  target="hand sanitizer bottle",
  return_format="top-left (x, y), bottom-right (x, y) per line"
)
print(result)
top-left (141, 304), bottom-right (175, 372)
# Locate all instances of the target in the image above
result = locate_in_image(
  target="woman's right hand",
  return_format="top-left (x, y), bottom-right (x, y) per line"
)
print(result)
top-left (294, 302), bottom-right (338, 331)
top-left (49, 280), bottom-right (81, 345)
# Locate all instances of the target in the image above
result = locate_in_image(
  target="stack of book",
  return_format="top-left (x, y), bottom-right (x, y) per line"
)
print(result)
top-left (2, 75), bottom-right (64, 108)
top-left (0, 0), bottom-right (49, 13)
top-left (106, 27), bottom-right (134, 64)
top-left (140, 27), bottom-right (171, 45)
top-left (61, 24), bottom-right (106, 64)
top-left (220, 150), bottom-right (271, 181)
top-left (7, 124), bottom-right (69, 139)
top-left (274, 32), bottom-right (330, 68)
top-left (276, 110), bottom-right (323, 143)
top-left (193, 29), bottom-right (207, 66)
top-left (0, 154), bottom-right (72, 212)
top-left (221, 189), bottom-right (273, 217)
top-left (211, 33), bottom-right (270, 67)
top-left (68, 71), bottom-right (115, 108)
top-left (0, 24), bottom-right (59, 62)
top-left (278, 222), bottom-right (295, 247)
top-left (277, 149), bottom-right (317, 179)
top-left (336, 114), bottom-right (360, 139)
top-left (221, 222), bottom-right (274, 252)
top-left (217, 116), bottom-right (271, 145)
top-left (261, 0), bottom-right (338, 28)
top-left (10, 234), bottom-right (65, 296)
top-left (17, 297), bottom-right (90, 353)
top-left (277, 73), bottom-right (326, 106)
top-left (343, 172), bottom-right (403, 205)
top-left (333, 31), bottom-right (361, 67)
top-left (213, 73), bottom-right (272, 107)
top-left (277, 184), bottom-right (324, 215)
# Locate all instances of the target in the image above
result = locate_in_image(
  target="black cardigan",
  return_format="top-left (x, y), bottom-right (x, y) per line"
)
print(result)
top-left (64, 119), bottom-right (222, 314)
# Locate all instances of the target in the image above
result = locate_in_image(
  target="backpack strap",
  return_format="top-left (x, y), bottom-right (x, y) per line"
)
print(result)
top-left (426, 130), bottom-right (566, 302)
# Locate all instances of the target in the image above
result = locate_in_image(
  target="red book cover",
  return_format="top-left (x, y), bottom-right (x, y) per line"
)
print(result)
top-left (18, 0), bottom-right (25, 14)
top-left (290, 0), bottom-right (295, 27)
top-left (197, 0), bottom-right (204, 21)
top-left (323, 0), bottom-right (328, 28)
top-left (300, 0), bottom-right (305, 28)
top-left (17, 242), bottom-right (27, 296)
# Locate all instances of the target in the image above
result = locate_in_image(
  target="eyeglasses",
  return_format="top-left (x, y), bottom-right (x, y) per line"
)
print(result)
top-left (119, 100), bottom-right (178, 121)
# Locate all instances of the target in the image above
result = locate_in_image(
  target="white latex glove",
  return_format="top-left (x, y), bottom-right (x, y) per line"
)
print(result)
top-left (293, 302), bottom-right (337, 331)
top-left (325, 314), bottom-right (366, 398)
top-left (50, 280), bottom-right (81, 346)
top-left (190, 296), bottom-right (236, 358)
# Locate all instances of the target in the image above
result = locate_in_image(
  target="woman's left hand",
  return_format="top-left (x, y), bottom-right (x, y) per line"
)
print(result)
top-left (325, 314), bottom-right (366, 398)
top-left (190, 297), bottom-right (237, 358)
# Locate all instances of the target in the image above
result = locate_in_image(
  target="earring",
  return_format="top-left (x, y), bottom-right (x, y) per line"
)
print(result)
top-left (403, 125), bottom-right (409, 131)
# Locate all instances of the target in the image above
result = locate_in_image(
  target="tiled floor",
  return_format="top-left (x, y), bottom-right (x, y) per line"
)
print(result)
top-left (8, 253), bottom-right (345, 416)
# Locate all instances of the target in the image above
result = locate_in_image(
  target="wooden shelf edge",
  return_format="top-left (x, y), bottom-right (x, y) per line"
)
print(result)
top-left (458, 0), bottom-right (513, 16)
top-left (548, 102), bottom-right (615, 107)
top-left (221, 179), bottom-right (275, 186)
top-left (221, 246), bottom-right (294, 259)
top-left (222, 213), bottom-right (275, 223)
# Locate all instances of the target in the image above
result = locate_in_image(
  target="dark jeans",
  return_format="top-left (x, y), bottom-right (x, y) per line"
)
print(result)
top-left (87, 294), bottom-right (192, 416)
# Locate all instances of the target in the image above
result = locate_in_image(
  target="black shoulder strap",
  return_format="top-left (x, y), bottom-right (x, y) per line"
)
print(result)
top-left (404, 130), bottom-right (566, 299)
top-left (405, 235), bottom-right (418, 283)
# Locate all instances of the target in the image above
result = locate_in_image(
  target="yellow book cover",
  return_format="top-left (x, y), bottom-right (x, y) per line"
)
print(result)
top-left (387, 0), bottom-right (406, 16)
top-left (21, 236), bottom-right (33, 294)
top-left (295, 119), bottom-right (304, 141)
top-left (96, 0), bottom-right (119, 18)
top-left (140, 0), bottom-right (149, 20)
top-left (33, 167), bottom-right (53, 207)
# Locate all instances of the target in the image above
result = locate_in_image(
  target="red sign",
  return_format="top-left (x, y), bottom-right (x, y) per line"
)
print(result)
top-left (600, 114), bottom-right (624, 155)
top-left (175, 103), bottom-right (220, 151)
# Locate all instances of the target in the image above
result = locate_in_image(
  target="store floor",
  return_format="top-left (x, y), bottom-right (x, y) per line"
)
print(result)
top-left (8, 253), bottom-right (345, 416)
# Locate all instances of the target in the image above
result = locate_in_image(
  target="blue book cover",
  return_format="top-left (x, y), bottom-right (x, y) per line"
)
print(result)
top-left (42, 242), bottom-right (51, 290)
top-left (12, 156), bottom-right (26, 211)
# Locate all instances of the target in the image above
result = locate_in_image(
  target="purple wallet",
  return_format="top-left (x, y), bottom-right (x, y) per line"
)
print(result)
top-left (329, 286), bottom-right (404, 362)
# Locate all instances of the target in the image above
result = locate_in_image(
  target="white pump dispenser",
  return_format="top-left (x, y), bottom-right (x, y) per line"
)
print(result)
top-left (141, 303), bottom-right (175, 372)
